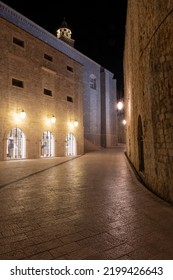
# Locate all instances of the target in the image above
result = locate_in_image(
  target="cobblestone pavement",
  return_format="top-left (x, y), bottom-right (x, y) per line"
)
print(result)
top-left (0, 147), bottom-right (173, 260)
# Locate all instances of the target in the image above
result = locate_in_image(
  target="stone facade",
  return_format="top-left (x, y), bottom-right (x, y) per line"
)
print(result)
top-left (117, 111), bottom-right (126, 144)
top-left (0, 16), bottom-right (84, 159)
top-left (124, 0), bottom-right (173, 203)
top-left (0, 1), bottom-right (118, 160)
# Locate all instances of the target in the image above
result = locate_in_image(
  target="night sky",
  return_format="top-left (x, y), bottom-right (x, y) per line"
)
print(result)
top-left (1, 0), bottom-right (128, 91)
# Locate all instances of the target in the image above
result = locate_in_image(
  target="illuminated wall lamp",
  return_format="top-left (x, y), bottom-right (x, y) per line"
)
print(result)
top-left (18, 109), bottom-right (26, 119)
top-left (48, 114), bottom-right (56, 123)
top-left (122, 119), bottom-right (127, 125)
top-left (74, 120), bottom-right (79, 127)
top-left (51, 115), bottom-right (56, 124)
top-left (20, 110), bottom-right (26, 119)
top-left (117, 101), bottom-right (124, 110)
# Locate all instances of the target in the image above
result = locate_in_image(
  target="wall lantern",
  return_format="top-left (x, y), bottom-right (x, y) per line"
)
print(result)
top-left (48, 114), bottom-right (56, 124)
top-left (122, 119), bottom-right (127, 125)
top-left (68, 120), bottom-right (79, 128)
top-left (20, 109), bottom-right (26, 119)
top-left (51, 115), bottom-right (56, 124)
top-left (17, 109), bottom-right (26, 119)
top-left (74, 120), bottom-right (79, 127)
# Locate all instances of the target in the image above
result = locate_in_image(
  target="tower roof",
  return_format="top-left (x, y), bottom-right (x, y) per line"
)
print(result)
top-left (60, 17), bottom-right (69, 29)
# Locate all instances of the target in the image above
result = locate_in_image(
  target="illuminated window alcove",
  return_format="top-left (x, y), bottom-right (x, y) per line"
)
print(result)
top-left (7, 128), bottom-right (26, 159)
top-left (65, 133), bottom-right (76, 156)
top-left (41, 131), bottom-right (55, 157)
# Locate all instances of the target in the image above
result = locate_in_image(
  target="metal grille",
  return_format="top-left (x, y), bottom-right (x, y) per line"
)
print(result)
top-left (41, 131), bottom-right (55, 157)
top-left (7, 128), bottom-right (26, 159)
top-left (65, 133), bottom-right (76, 156)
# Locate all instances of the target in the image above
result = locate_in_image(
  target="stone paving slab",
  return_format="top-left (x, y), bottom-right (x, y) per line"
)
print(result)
top-left (0, 147), bottom-right (173, 260)
top-left (0, 155), bottom-right (81, 188)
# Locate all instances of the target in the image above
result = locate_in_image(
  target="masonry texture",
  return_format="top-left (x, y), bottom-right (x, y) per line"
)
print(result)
top-left (0, 16), bottom-right (84, 159)
top-left (1, 148), bottom-right (173, 260)
top-left (124, 0), bottom-right (173, 203)
top-left (0, 1), bottom-right (118, 161)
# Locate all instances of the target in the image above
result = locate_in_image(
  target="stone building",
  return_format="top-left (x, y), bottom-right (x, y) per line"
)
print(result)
top-left (124, 0), bottom-right (173, 203)
top-left (0, 1), bottom-right (118, 160)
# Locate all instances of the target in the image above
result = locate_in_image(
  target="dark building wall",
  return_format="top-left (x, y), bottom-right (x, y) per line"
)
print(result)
top-left (101, 69), bottom-right (118, 148)
top-left (124, 0), bottom-right (173, 203)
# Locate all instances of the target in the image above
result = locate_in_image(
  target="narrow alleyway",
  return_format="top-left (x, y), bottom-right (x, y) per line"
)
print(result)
top-left (0, 147), bottom-right (173, 260)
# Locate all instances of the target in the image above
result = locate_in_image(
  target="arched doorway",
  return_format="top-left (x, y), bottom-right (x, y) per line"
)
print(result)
top-left (65, 133), bottom-right (76, 156)
top-left (7, 128), bottom-right (26, 159)
top-left (138, 115), bottom-right (145, 171)
top-left (41, 131), bottom-right (55, 157)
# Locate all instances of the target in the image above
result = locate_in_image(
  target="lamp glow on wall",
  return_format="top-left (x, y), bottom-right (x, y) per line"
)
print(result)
top-left (74, 120), bottom-right (79, 127)
top-left (14, 108), bottom-right (26, 124)
top-left (16, 109), bottom-right (26, 121)
top-left (122, 119), bottom-right (127, 125)
top-left (68, 120), bottom-right (79, 128)
top-left (19, 109), bottom-right (26, 119)
top-left (51, 115), bottom-right (56, 124)
top-left (48, 114), bottom-right (56, 124)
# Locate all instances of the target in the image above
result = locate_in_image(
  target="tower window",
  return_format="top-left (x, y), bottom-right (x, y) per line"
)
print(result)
top-left (44, 88), bottom-right (52, 96)
top-left (13, 37), bottom-right (24, 48)
top-left (12, 78), bottom-right (24, 88)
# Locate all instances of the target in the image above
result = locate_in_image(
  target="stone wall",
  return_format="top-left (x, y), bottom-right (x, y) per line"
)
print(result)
top-left (0, 17), bottom-right (84, 159)
top-left (0, 1), bottom-right (118, 159)
top-left (124, 0), bottom-right (173, 203)
top-left (100, 69), bottom-right (118, 148)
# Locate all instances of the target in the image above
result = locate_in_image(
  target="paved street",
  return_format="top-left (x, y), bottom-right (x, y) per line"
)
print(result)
top-left (0, 146), bottom-right (173, 260)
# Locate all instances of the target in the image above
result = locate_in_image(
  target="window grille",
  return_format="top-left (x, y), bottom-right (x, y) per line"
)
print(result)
top-left (7, 128), bottom-right (26, 159)
top-left (41, 131), bottom-right (54, 157)
top-left (65, 133), bottom-right (76, 156)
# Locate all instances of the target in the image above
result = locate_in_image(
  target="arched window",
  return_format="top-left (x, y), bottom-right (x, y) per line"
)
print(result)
top-left (65, 133), bottom-right (76, 156)
top-left (89, 74), bottom-right (96, 90)
top-left (138, 115), bottom-right (145, 171)
top-left (41, 131), bottom-right (55, 157)
top-left (7, 128), bottom-right (26, 159)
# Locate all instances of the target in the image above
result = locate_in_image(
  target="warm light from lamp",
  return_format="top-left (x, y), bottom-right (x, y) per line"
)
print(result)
top-left (68, 121), bottom-right (73, 129)
top-left (47, 114), bottom-right (56, 124)
top-left (19, 109), bottom-right (26, 119)
top-left (51, 115), bottom-right (56, 124)
top-left (122, 119), bottom-right (127, 125)
top-left (74, 120), bottom-right (78, 127)
top-left (117, 101), bottom-right (124, 110)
